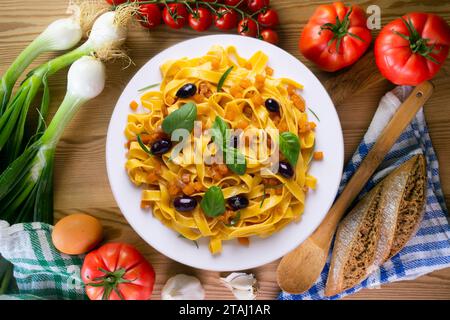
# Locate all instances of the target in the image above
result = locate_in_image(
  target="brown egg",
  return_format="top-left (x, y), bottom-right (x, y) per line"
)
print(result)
top-left (52, 213), bottom-right (103, 255)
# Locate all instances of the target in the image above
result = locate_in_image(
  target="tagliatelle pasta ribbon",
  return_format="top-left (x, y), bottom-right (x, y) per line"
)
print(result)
top-left (124, 45), bottom-right (317, 255)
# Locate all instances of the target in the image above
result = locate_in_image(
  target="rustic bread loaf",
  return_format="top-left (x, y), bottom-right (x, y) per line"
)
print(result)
top-left (324, 155), bottom-right (426, 296)
top-left (388, 155), bottom-right (426, 258)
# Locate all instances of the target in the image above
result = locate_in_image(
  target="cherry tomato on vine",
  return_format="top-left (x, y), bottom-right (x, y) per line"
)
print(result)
top-left (261, 29), bottom-right (278, 44)
top-left (138, 4), bottom-right (162, 29)
top-left (258, 9), bottom-right (278, 28)
top-left (225, 0), bottom-right (245, 6)
top-left (163, 3), bottom-right (188, 29)
top-left (214, 8), bottom-right (239, 30)
top-left (238, 18), bottom-right (258, 37)
top-left (189, 7), bottom-right (213, 32)
top-left (247, 0), bottom-right (269, 13)
top-left (105, 0), bottom-right (127, 5)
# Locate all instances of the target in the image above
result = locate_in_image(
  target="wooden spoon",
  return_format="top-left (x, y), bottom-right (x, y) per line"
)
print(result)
top-left (277, 81), bottom-right (434, 294)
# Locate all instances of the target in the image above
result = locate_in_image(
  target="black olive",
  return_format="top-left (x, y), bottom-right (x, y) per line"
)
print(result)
top-left (176, 83), bottom-right (197, 98)
top-left (278, 161), bottom-right (294, 178)
top-left (227, 195), bottom-right (249, 211)
top-left (265, 98), bottom-right (280, 112)
top-left (173, 196), bottom-right (198, 212)
top-left (151, 138), bottom-right (172, 155)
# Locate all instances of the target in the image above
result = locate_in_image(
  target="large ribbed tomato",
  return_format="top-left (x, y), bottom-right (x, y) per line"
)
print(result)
top-left (375, 13), bottom-right (450, 85)
top-left (299, 2), bottom-right (372, 72)
top-left (81, 243), bottom-right (155, 300)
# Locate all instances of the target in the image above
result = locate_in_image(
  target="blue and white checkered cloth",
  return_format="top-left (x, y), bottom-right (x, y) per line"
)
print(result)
top-left (279, 85), bottom-right (450, 300)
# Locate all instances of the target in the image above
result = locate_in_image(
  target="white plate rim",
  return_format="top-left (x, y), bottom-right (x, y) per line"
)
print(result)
top-left (106, 34), bottom-right (344, 271)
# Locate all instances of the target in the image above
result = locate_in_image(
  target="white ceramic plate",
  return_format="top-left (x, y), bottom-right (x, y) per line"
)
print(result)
top-left (106, 35), bottom-right (344, 271)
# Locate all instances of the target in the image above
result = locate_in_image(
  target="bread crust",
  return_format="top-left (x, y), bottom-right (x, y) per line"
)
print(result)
top-left (324, 155), bottom-right (426, 296)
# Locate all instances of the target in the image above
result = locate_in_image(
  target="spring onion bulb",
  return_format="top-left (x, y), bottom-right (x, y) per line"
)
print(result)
top-left (0, 56), bottom-right (106, 225)
top-left (0, 17), bottom-right (82, 115)
top-left (0, 10), bottom-right (129, 165)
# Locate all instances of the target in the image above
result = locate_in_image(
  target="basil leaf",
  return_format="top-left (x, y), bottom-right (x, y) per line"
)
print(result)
top-left (211, 116), bottom-right (229, 148)
top-left (279, 132), bottom-right (300, 166)
top-left (217, 66), bottom-right (233, 92)
top-left (211, 116), bottom-right (247, 175)
top-left (224, 146), bottom-right (247, 175)
top-left (200, 186), bottom-right (226, 217)
top-left (162, 102), bottom-right (197, 135)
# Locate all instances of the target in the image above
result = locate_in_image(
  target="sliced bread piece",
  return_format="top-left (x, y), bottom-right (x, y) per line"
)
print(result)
top-left (388, 154), bottom-right (426, 258)
top-left (324, 183), bottom-right (385, 296)
top-left (325, 154), bottom-right (426, 296)
top-left (371, 156), bottom-right (418, 267)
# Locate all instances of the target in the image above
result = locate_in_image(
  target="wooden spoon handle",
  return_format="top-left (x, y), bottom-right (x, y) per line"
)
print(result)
top-left (313, 81), bottom-right (434, 248)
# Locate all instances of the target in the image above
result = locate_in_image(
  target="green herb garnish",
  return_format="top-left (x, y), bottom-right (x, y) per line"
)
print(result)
top-left (217, 66), bottom-right (233, 92)
top-left (136, 134), bottom-right (152, 155)
top-left (260, 184), bottom-right (268, 208)
top-left (211, 115), bottom-right (229, 147)
top-left (138, 83), bottom-right (160, 92)
top-left (200, 186), bottom-right (226, 217)
top-left (226, 211), bottom-right (241, 227)
top-left (308, 107), bottom-right (320, 122)
top-left (211, 116), bottom-right (247, 175)
top-left (259, 183), bottom-right (284, 208)
top-left (162, 102), bottom-right (197, 135)
top-left (279, 132), bottom-right (300, 166)
top-left (225, 147), bottom-right (247, 175)
top-left (178, 234), bottom-right (199, 249)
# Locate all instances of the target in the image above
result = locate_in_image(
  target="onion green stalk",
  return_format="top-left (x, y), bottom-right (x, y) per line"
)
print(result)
top-left (0, 11), bottom-right (128, 165)
top-left (0, 56), bottom-right (106, 225)
top-left (0, 17), bottom-right (83, 115)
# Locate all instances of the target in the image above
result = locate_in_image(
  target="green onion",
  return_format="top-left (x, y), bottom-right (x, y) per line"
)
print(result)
top-left (0, 56), bottom-right (106, 225)
top-left (0, 256), bottom-right (14, 294)
top-left (217, 66), bottom-right (233, 92)
top-left (0, 11), bottom-right (128, 166)
top-left (0, 17), bottom-right (83, 115)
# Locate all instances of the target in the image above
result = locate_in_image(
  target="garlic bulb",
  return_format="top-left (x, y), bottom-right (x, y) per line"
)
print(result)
top-left (161, 274), bottom-right (205, 300)
top-left (220, 272), bottom-right (258, 300)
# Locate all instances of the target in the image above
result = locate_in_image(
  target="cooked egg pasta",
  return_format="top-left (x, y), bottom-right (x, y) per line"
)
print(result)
top-left (125, 45), bottom-right (317, 254)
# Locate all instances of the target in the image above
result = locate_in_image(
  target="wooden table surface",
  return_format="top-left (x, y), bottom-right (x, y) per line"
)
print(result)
top-left (1, 0), bottom-right (450, 300)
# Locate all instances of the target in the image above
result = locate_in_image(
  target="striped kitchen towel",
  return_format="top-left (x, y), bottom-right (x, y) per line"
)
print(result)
top-left (0, 221), bottom-right (87, 300)
top-left (279, 85), bottom-right (450, 300)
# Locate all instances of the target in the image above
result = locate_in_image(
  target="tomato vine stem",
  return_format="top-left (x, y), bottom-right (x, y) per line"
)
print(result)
top-left (112, 0), bottom-right (263, 37)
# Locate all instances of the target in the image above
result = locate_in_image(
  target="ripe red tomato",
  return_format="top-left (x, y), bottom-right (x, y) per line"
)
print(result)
top-left (105, 0), bottom-right (127, 4)
top-left (163, 3), bottom-right (188, 29)
top-left (247, 0), bottom-right (269, 13)
top-left (189, 7), bottom-right (213, 32)
top-left (261, 29), bottom-right (278, 44)
top-left (81, 243), bottom-right (155, 300)
top-left (225, 0), bottom-right (244, 6)
top-left (139, 4), bottom-right (161, 29)
top-left (214, 8), bottom-right (238, 30)
top-left (299, 2), bottom-right (372, 72)
top-left (375, 12), bottom-right (450, 85)
top-left (258, 9), bottom-right (279, 28)
top-left (238, 18), bottom-right (258, 37)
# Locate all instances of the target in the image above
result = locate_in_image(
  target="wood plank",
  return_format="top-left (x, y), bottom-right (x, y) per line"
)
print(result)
top-left (1, 0), bottom-right (450, 300)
